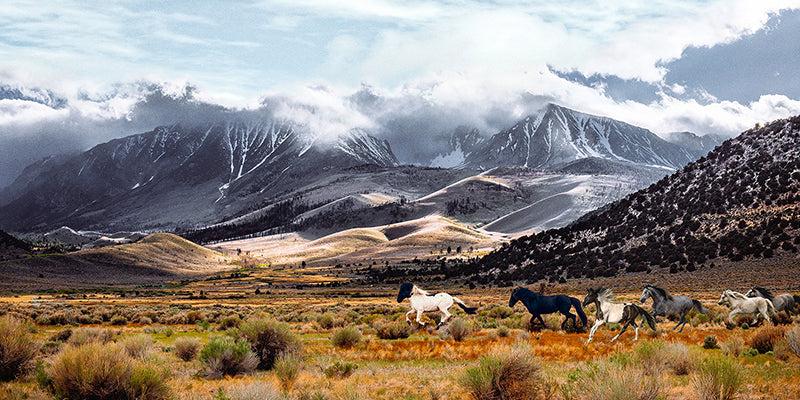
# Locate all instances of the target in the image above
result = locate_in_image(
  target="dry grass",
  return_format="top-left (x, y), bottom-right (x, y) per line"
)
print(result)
top-left (0, 315), bottom-right (38, 382)
top-left (748, 325), bottom-right (786, 354)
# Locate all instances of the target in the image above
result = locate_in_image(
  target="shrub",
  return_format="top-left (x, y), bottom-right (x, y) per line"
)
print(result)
top-left (46, 342), bottom-right (171, 400)
top-left (330, 326), bottom-right (362, 348)
top-left (748, 325), bottom-right (785, 353)
top-left (496, 326), bottom-right (510, 337)
top-left (633, 340), bottom-right (665, 375)
top-left (664, 342), bottom-right (693, 375)
top-left (122, 334), bottom-right (152, 359)
top-left (486, 306), bottom-right (514, 320)
top-left (785, 325), bottom-right (800, 357)
top-left (317, 313), bottom-right (335, 330)
top-left (68, 327), bottom-right (115, 346)
top-left (138, 316), bottom-right (153, 326)
top-left (234, 318), bottom-right (300, 370)
top-left (773, 340), bottom-right (791, 361)
top-left (459, 346), bottom-right (546, 400)
top-left (110, 315), bottom-right (128, 326)
top-left (274, 353), bottom-right (303, 392)
top-left (573, 361), bottom-right (662, 400)
top-left (692, 357), bottom-right (745, 400)
top-left (562, 318), bottom-right (588, 334)
top-left (174, 337), bottom-right (201, 361)
top-left (721, 337), bottom-right (745, 357)
top-left (445, 318), bottom-right (471, 342)
top-left (322, 361), bottom-right (358, 379)
top-left (0, 315), bottom-right (39, 381)
top-left (199, 336), bottom-right (258, 379)
top-left (49, 328), bottom-right (73, 343)
top-left (215, 381), bottom-right (283, 400)
top-left (703, 335), bottom-right (719, 349)
top-left (186, 310), bottom-right (205, 324)
top-left (376, 321), bottom-right (411, 340)
top-left (219, 316), bottom-right (242, 331)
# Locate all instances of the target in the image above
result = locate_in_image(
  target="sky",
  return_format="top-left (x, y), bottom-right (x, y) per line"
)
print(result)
top-left (2, 0), bottom-right (800, 186)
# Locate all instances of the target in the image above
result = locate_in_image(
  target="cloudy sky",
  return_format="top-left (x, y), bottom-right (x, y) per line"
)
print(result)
top-left (2, 1), bottom-right (800, 186)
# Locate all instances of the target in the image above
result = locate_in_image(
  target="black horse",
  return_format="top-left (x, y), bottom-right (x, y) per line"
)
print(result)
top-left (509, 287), bottom-right (588, 330)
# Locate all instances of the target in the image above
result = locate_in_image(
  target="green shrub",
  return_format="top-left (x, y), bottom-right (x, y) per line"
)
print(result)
top-left (274, 354), bottom-right (303, 392)
top-left (234, 318), bottom-right (300, 370)
top-left (703, 335), bottom-right (719, 349)
top-left (664, 342), bottom-right (693, 375)
top-left (0, 315), bottom-right (39, 382)
top-left (330, 326), bottom-right (362, 349)
top-left (496, 326), bottom-right (510, 337)
top-left (322, 361), bottom-right (358, 379)
top-left (376, 321), bottom-right (411, 340)
top-left (459, 346), bottom-right (547, 400)
top-left (214, 381), bottom-right (283, 400)
top-left (486, 306), bottom-right (514, 320)
top-left (219, 316), bottom-right (242, 331)
top-left (317, 313), bottom-right (335, 330)
top-left (49, 328), bottom-right (73, 343)
top-left (174, 337), bottom-right (201, 362)
top-left (445, 318), bottom-right (471, 342)
top-left (721, 337), bottom-right (745, 357)
top-left (692, 357), bottom-right (745, 400)
top-left (122, 334), bottom-right (152, 360)
top-left (45, 342), bottom-right (171, 400)
top-left (186, 310), bottom-right (205, 324)
top-left (199, 337), bottom-right (258, 379)
top-left (573, 361), bottom-right (661, 400)
top-left (633, 340), bottom-right (665, 375)
top-left (68, 327), bottom-right (115, 346)
top-left (748, 325), bottom-right (785, 353)
top-left (110, 315), bottom-right (128, 326)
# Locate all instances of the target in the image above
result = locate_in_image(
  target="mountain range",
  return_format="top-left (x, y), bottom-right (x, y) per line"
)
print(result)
top-left (0, 104), bottom-right (721, 242)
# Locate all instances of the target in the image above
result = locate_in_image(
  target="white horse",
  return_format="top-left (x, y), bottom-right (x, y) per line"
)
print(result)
top-left (718, 290), bottom-right (775, 325)
top-left (583, 288), bottom-right (656, 343)
top-left (396, 283), bottom-right (477, 327)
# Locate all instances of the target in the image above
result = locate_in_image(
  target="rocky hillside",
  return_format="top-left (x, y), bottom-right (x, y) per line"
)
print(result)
top-left (0, 121), bottom-right (399, 232)
top-left (469, 115), bottom-right (800, 284)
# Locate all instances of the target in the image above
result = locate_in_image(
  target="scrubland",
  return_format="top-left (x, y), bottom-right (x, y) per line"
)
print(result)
top-left (1, 290), bottom-right (800, 400)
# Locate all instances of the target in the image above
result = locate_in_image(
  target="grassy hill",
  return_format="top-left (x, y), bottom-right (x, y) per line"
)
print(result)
top-left (0, 233), bottom-right (232, 290)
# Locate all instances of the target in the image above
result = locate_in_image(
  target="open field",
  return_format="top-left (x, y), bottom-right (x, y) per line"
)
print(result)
top-left (2, 287), bottom-right (800, 400)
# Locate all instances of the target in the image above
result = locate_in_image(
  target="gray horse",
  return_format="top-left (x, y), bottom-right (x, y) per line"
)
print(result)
top-left (640, 285), bottom-right (707, 332)
top-left (745, 287), bottom-right (799, 314)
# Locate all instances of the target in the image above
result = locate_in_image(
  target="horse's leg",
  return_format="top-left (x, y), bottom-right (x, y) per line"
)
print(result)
top-left (727, 311), bottom-right (737, 325)
top-left (405, 309), bottom-right (415, 325)
top-left (674, 313), bottom-right (686, 332)
top-left (415, 309), bottom-right (426, 326)
top-left (587, 320), bottom-right (604, 343)
top-left (562, 309), bottom-right (576, 330)
top-left (536, 314), bottom-right (546, 329)
top-left (611, 321), bottom-right (630, 342)
top-left (438, 307), bottom-right (452, 327)
top-left (632, 319), bottom-right (641, 341)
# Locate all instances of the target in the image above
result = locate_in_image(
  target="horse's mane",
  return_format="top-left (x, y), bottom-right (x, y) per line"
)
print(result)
top-left (726, 290), bottom-right (748, 300)
top-left (647, 285), bottom-right (674, 301)
top-left (413, 285), bottom-right (430, 296)
top-left (753, 287), bottom-right (774, 300)
top-left (598, 288), bottom-right (620, 304)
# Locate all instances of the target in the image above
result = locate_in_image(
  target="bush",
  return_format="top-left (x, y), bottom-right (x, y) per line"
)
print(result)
top-left (773, 340), bottom-right (791, 361)
top-left (496, 326), bottom-right (510, 337)
top-left (330, 326), bottom-right (362, 349)
top-left (459, 346), bottom-right (548, 400)
top-left (703, 335), bottom-right (719, 349)
top-left (748, 325), bottom-right (785, 353)
top-left (785, 325), bottom-right (800, 357)
top-left (186, 310), bottom-right (205, 324)
top-left (317, 313), bottom-right (335, 330)
top-left (174, 337), bottom-right (201, 361)
top-left (199, 337), bottom-right (258, 379)
top-left (445, 318), bottom-right (471, 342)
top-left (0, 315), bottom-right (39, 381)
top-left (69, 327), bottom-right (115, 346)
top-left (376, 321), bottom-right (411, 340)
top-left (486, 306), bottom-right (514, 320)
top-left (215, 381), bottom-right (283, 400)
top-left (692, 357), bottom-right (745, 400)
top-left (122, 334), bottom-right (152, 359)
top-left (274, 353), bottom-right (303, 392)
top-left (234, 318), bottom-right (300, 370)
top-left (573, 361), bottom-right (662, 400)
top-left (110, 315), bottom-right (128, 326)
top-left (633, 340), bottom-right (665, 376)
top-left (322, 361), bottom-right (358, 379)
top-left (46, 342), bottom-right (171, 400)
top-left (664, 342), bottom-right (693, 375)
top-left (49, 328), bottom-right (73, 343)
top-left (219, 316), bottom-right (242, 331)
top-left (721, 337), bottom-right (745, 357)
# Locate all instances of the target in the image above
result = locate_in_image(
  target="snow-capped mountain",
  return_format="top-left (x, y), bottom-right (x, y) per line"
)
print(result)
top-left (0, 120), bottom-right (398, 232)
top-left (433, 104), bottom-right (717, 171)
top-left (0, 84), bottom-right (68, 109)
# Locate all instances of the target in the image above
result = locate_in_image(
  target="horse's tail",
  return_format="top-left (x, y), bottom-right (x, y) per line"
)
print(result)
top-left (793, 294), bottom-right (800, 306)
top-left (634, 304), bottom-right (657, 330)
top-left (571, 296), bottom-right (588, 326)
top-left (692, 299), bottom-right (708, 314)
top-left (453, 297), bottom-right (478, 315)
top-left (766, 299), bottom-right (777, 316)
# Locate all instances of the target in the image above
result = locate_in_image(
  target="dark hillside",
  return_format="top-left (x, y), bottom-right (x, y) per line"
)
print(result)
top-left (473, 115), bottom-right (800, 284)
